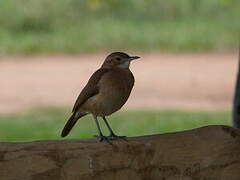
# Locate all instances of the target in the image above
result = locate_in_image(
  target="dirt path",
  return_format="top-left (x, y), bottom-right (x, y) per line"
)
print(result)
top-left (0, 53), bottom-right (238, 114)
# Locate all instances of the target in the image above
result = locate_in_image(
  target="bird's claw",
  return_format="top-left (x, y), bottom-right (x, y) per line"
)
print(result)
top-left (94, 135), bottom-right (113, 145)
top-left (94, 134), bottom-right (127, 144)
top-left (108, 134), bottom-right (128, 141)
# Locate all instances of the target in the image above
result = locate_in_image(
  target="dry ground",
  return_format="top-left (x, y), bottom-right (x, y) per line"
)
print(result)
top-left (0, 52), bottom-right (238, 114)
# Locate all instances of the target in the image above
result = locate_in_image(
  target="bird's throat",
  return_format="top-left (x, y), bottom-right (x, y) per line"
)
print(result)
top-left (118, 61), bottom-right (130, 69)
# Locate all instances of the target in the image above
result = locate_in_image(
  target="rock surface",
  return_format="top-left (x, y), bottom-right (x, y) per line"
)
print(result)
top-left (0, 125), bottom-right (240, 180)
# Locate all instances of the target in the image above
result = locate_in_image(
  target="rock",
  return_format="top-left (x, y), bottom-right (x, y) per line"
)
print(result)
top-left (0, 125), bottom-right (240, 180)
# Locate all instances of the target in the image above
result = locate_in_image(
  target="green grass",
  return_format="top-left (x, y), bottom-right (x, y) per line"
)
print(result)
top-left (0, 0), bottom-right (239, 54)
top-left (0, 20), bottom-right (237, 54)
top-left (0, 107), bottom-right (231, 142)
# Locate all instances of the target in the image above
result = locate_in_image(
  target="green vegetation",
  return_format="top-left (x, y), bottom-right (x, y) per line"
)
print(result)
top-left (0, 107), bottom-right (230, 142)
top-left (0, 0), bottom-right (239, 54)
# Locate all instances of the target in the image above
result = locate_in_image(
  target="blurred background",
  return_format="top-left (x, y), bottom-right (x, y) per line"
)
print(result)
top-left (0, 0), bottom-right (239, 141)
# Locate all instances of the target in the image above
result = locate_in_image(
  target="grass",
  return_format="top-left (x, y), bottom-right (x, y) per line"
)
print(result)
top-left (0, 107), bottom-right (231, 142)
top-left (0, 0), bottom-right (239, 54)
top-left (0, 20), bottom-right (237, 54)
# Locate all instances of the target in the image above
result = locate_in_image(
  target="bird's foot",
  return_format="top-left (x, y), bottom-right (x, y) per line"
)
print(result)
top-left (108, 133), bottom-right (128, 141)
top-left (94, 135), bottom-right (113, 145)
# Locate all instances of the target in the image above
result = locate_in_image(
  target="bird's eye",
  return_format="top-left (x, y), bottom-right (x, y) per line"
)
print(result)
top-left (116, 57), bottom-right (121, 61)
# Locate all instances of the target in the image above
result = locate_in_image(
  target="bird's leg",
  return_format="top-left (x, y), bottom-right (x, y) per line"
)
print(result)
top-left (93, 115), bottom-right (112, 144)
top-left (102, 116), bottom-right (127, 141)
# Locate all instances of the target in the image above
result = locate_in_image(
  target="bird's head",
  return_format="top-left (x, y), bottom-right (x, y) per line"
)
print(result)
top-left (102, 52), bottom-right (140, 69)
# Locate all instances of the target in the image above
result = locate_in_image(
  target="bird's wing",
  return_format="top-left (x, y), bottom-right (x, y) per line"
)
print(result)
top-left (72, 68), bottom-right (110, 113)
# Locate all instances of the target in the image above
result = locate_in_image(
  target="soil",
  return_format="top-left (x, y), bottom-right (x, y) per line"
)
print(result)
top-left (0, 52), bottom-right (238, 114)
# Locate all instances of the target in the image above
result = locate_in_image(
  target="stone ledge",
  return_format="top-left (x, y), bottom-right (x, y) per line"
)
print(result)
top-left (0, 125), bottom-right (240, 180)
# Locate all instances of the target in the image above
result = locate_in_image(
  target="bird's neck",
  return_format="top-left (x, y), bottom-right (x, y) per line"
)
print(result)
top-left (101, 65), bottom-right (130, 71)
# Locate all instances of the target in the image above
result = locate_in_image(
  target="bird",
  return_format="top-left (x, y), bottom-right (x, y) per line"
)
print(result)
top-left (61, 52), bottom-right (140, 142)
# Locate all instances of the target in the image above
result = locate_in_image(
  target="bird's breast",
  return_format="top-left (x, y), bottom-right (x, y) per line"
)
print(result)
top-left (100, 68), bottom-right (134, 98)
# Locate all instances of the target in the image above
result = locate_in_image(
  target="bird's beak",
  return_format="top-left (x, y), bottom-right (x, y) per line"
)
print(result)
top-left (129, 56), bottom-right (140, 61)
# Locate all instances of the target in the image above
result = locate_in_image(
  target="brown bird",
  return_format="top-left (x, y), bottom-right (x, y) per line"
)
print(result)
top-left (61, 52), bottom-right (140, 142)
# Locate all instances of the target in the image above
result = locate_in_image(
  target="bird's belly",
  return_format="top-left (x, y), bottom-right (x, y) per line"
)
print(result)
top-left (82, 87), bottom-right (130, 116)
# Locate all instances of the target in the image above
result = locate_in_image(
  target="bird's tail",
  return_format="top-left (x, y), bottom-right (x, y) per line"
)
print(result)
top-left (61, 112), bottom-right (86, 137)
